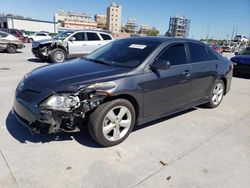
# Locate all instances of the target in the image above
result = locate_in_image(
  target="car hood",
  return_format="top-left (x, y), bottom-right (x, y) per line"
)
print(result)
top-left (231, 55), bottom-right (250, 65)
top-left (36, 38), bottom-right (61, 44)
top-left (24, 58), bottom-right (130, 91)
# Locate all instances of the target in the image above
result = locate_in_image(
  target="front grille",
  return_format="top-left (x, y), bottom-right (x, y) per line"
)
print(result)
top-left (17, 89), bottom-right (41, 102)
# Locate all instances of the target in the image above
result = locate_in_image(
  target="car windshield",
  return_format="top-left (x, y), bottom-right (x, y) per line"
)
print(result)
top-left (53, 31), bottom-right (74, 40)
top-left (86, 38), bottom-right (161, 67)
top-left (240, 47), bottom-right (250, 55)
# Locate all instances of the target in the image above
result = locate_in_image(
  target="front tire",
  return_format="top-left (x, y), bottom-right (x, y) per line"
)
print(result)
top-left (6, 44), bottom-right (17, 53)
top-left (50, 48), bottom-right (66, 63)
top-left (88, 99), bottom-right (136, 147)
top-left (205, 79), bottom-right (225, 108)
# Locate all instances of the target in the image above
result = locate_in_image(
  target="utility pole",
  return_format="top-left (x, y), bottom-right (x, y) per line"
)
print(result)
top-left (206, 23), bottom-right (210, 42)
top-left (231, 27), bottom-right (235, 41)
top-left (235, 27), bottom-right (238, 37)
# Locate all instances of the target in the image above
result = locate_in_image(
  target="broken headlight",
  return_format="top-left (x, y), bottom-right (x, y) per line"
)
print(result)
top-left (87, 81), bottom-right (117, 91)
top-left (40, 94), bottom-right (80, 112)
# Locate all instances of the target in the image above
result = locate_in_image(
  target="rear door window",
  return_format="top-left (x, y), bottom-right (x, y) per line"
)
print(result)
top-left (86, 32), bottom-right (101, 41)
top-left (188, 42), bottom-right (217, 63)
top-left (158, 43), bottom-right (187, 66)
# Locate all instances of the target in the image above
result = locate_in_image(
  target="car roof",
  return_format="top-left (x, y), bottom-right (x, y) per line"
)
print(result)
top-left (117, 36), bottom-right (204, 44)
top-left (70, 29), bottom-right (112, 34)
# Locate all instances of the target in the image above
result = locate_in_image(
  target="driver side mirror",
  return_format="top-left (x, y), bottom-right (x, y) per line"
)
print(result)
top-left (69, 37), bottom-right (76, 42)
top-left (150, 59), bottom-right (171, 70)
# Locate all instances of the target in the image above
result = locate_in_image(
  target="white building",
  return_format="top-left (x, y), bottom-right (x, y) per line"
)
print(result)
top-left (0, 15), bottom-right (57, 33)
top-left (107, 2), bottom-right (122, 33)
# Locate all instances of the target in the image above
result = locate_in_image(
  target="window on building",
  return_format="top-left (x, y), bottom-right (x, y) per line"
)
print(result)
top-left (157, 43), bottom-right (187, 66)
top-left (100, 33), bottom-right (112, 40)
top-left (86, 32), bottom-right (100, 41)
top-left (73, 32), bottom-right (86, 41)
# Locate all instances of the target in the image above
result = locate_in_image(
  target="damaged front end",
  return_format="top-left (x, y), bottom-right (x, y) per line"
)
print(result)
top-left (32, 42), bottom-right (65, 60)
top-left (32, 82), bottom-right (117, 135)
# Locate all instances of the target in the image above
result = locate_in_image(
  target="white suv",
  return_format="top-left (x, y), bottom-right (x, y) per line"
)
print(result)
top-left (28, 32), bottom-right (52, 43)
top-left (234, 35), bottom-right (249, 43)
top-left (32, 30), bottom-right (114, 63)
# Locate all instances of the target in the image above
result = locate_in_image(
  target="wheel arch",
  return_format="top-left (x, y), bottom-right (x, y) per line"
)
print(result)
top-left (104, 94), bottom-right (140, 121)
top-left (219, 77), bottom-right (227, 95)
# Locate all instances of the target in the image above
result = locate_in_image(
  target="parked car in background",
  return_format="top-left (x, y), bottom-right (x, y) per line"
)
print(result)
top-left (28, 32), bottom-right (52, 43)
top-left (234, 35), bottom-right (249, 43)
top-left (0, 31), bottom-right (24, 53)
top-left (231, 47), bottom-right (250, 75)
top-left (31, 30), bottom-right (114, 63)
top-left (14, 37), bottom-right (232, 146)
top-left (209, 43), bottom-right (223, 54)
top-left (0, 28), bottom-right (25, 43)
top-left (222, 41), bottom-right (240, 52)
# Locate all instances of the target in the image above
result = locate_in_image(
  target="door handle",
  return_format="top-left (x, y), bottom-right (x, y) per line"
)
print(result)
top-left (183, 70), bottom-right (191, 78)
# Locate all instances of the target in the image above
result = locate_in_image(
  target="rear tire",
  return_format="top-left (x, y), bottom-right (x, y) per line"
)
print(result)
top-left (88, 99), bottom-right (136, 147)
top-left (50, 48), bottom-right (66, 63)
top-left (205, 79), bottom-right (225, 108)
top-left (6, 44), bottom-right (17, 53)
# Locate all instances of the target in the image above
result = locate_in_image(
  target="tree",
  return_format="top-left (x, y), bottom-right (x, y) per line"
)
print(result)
top-left (146, 27), bottom-right (159, 36)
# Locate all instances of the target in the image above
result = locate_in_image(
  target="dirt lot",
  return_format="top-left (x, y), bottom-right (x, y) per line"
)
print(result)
top-left (0, 44), bottom-right (250, 188)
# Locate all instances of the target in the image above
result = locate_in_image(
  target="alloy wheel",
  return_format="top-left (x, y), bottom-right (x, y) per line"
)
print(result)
top-left (102, 106), bottom-right (132, 142)
top-left (54, 51), bottom-right (65, 62)
top-left (212, 82), bottom-right (224, 105)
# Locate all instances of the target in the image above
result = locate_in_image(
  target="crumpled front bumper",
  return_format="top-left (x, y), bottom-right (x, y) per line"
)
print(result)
top-left (12, 97), bottom-right (57, 134)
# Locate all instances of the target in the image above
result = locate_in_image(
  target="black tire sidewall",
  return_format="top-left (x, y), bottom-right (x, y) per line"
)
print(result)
top-left (6, 44), bottom-right (17, 53)
top-left (89, 99), bottom-right (136, 147)
top-left (50, 48), bottom-right (66, 63)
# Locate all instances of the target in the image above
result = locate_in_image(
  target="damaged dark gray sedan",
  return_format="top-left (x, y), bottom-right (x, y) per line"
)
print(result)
top-left (13, 37), bottom-right (233, 146)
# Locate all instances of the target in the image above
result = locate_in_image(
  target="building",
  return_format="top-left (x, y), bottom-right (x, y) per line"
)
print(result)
top-left (166, 16), bottom-right (190, 38)
top-left (124, 18), bottom-right (138, 34)
top-left (107, 2), bottom-right (122, 33)
top-left (95, 14), bottom-right (107, 30)
top-left (139, 24), bottom-right (151, 35)
top-left (0, 14), bottom-right (57, 33)
top-left (55, 10), bottom-right (97, 31)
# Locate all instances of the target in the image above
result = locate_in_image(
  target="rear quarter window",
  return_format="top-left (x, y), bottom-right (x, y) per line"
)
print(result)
top-left (100, 33), bottom-right (112, 40)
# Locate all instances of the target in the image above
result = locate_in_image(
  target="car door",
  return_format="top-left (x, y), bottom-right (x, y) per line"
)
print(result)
top-left (68, 32), bottom-right (87, 55)
top-left (85, 32), bottom-right (103, 53)
top-left (187, 42), bottom-right (219, 103)
top-left (142, 42), bottom-right (192, 118)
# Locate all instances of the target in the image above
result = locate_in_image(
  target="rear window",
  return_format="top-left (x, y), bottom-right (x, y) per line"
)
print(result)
top-left (188, 42), bottom-right (217, 63)
top-left (100, 33), bottom-right (112, 40)
top-left (86, 32), bottom-right (100, 41)
top-left (0, 32), bottom-right (8, 38)
top-left (10, 30), bottom-right (17, 35)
